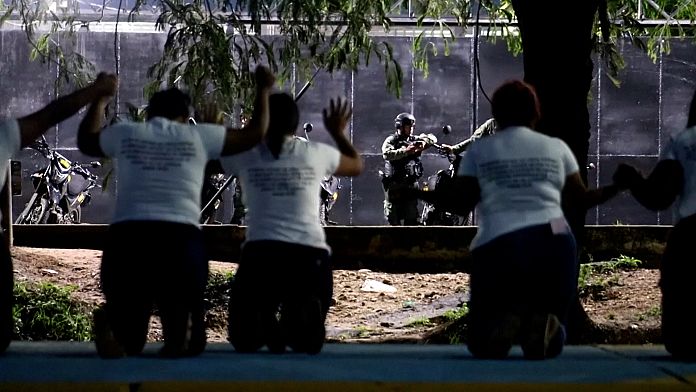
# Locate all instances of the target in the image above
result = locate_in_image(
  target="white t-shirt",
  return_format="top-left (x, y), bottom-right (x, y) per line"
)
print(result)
top-left (0, 120), bottom-right (21, 191)
top-left (0, 120), bottom-right (21, 222)
top-left (458, 126), bottom-right (579, 248)
top-left (661, 125), bottom-right (696, 222)
top-left (221, 137), bottom-right (340, 251)
top-left (100, 117), bottom-right (226, 226)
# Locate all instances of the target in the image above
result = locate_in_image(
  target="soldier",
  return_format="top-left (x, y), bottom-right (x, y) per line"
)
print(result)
top-left (381, 112), bottom-right (431, 225)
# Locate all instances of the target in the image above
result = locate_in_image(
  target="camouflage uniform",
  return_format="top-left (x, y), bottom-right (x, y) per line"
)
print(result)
top-left (381, 132), bottom-right (424, 225)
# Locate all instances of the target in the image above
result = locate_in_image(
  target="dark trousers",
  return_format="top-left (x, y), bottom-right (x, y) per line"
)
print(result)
top-left (228, 240), bottom-right (332, 352)
top-left (661, 214), bottom-right (696, 359)
top-left (467, 223), bottom-right (577, 357)
top-left (0, 233), bottom-right (11, 353)
top-left (385, 181), bottom-right (420, 226)
top-left (100, 221), bottom-right (208, 355)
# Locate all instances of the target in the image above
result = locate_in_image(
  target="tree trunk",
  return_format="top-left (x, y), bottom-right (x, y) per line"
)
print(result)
top-left (511, 0), bottom-right (601, 342)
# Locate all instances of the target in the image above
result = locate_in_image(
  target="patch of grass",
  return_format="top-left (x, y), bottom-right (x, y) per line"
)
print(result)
top-left (611, 255), bottom-right (642, 269)
top-left (203, 270), bottom-right (235, 330)
top-left (354, 326), bottom-right (375, 338)
top-left (204, 270), bottom-right (234, 310)
top-left (442, 305), bottom-right (469, 322)
top-left (13, 281), bottom-right (93, 341)
top-left (406, 317), bottom-right (433, 327)
top-left (578, 255), bottom-right (643, 299)
top-left (638, 306), bottom-right (662, 321)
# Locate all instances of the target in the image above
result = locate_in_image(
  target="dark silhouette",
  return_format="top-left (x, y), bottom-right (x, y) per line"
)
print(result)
top-left (224, 94), bottom-right (362, 354)
top-left (417, 80), bottom-right (624, 359)
top-left (613, 89), bottom-right (696, 361)
top-left (77, 66), bottom-right (274, 358)
top-left (1, 73), bottom-right (117, 354)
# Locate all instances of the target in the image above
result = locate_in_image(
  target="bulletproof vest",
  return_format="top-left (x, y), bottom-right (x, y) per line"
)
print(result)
top-left (384, 134), bottom-right (423, 181)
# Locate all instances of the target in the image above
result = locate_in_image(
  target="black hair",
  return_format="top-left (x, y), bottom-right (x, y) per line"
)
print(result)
top-left (491, 80), bottom-right (540, 130)
top-left (266, 93), bottom-right (299, 159)
top-left (146, 88), bottom-right (191, 121)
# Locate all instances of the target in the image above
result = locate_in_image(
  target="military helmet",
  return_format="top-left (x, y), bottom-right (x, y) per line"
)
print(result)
top-left (394, 112), bottom-right (416, 129)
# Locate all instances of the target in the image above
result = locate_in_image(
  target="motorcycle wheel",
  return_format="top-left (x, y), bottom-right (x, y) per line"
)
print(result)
top-left (420, 203), bottom-right (436, 226)
top-left (319, 203), bottom-right (328, 226)
top-left (64, 207), bottom-right (81, 224)
top-left (15, 193), bottom-right (38, 224)
top-left (25, 197), bottom-right (48, 224)
top-left (51, 206), bottom-right (81, 224)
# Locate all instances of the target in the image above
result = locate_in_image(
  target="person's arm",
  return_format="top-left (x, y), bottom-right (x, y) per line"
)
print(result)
top-left (613, 161), bottom-right (683, 211)
top-left (221, 65), bottom-right (275, 155)
top-left (562, 172), bottom-right (622, 210)
top-left (443, 118), bottom-right (496, 155)
top-left (446, 137), bottom-right (475, 155)
top-left (323, 97), bottom-right (363, 177)
top-left (19, 72), bottom-right (117, 148)
top-left (382, 136), bottom-right (423, 160)
top-left (77, 96), bottom-right (112, 157)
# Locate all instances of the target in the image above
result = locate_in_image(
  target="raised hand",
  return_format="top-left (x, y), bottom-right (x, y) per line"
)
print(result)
top-left (323, 97), bottom-right (352, 137)
top-left (405, 142), bottom-right (425, 154)
top-left (613, 163), bottom-right (642, 190)
top-left (254, 65), bottom-right (276, 90)
top-left (94, 72), bottom-right (118, 97)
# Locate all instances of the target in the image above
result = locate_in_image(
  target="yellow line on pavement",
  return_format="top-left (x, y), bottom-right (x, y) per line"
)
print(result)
top-left (3, 379), bottom-right (695, 392)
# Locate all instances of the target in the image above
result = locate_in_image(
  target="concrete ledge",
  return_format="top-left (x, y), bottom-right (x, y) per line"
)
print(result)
top-left (1, 342), bottom-right (695, 391)
top-left (11, 224), bottom-right (671, 272)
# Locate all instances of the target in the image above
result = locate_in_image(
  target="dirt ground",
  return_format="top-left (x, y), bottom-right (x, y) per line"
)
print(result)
top-left (10, 246), bottom-right (662, 344)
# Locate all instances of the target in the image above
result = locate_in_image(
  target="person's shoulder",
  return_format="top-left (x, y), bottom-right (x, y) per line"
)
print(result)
top-left (0, 119), bottom-right (18, 134)
top-left (103, 120), bottom-right (139, 134)
top-left (670, 126), bottom-right (696, 144)
top-left (314, 139), bottom-right (338, 149)
top-left (384, 133), bottom-right (397, 142)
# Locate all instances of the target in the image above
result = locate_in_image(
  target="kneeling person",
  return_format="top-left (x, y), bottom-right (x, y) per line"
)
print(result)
top-left (78, 66), bottom-right (274, 358)
top-left (222, 94), bottom-right (362, 354)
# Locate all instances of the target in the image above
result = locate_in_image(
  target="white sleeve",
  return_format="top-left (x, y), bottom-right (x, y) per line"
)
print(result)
top-left (99, 123), bottom-right (132, 157)
top-left (457, 145), bottom-right (478, 177)
top-left (314, 142), bottom-right (340, 175)
top-left (0, 120), bottom-right (21, 159)
top-left (661, 134), bottom-right (677, 161)
top-left (197, 123), bottom-right (227, 160)
top-left (220, 153), bottom-right (240, 176)
top-left (558, 139), bottom-right (579, 177)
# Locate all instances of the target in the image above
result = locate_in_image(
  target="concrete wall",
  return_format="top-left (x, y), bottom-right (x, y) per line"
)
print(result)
top-left (11, 225), bottom-right (669, 272)
top-left (2, 30), bottom-right (695, 225)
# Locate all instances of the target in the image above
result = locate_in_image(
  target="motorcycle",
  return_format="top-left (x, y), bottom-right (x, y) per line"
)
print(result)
top-left (303, 122), bottom-right (342, 225)
top-left (200, 160), bottom-right (230, 224)
top-left (417, 125), bottom-right (472, 226)
top-left (319, 174), bottom-right (340, 226)
top-left (420, 152), bottom-right (472, 226)
top-left (197, 115), bottom-right (246, 225)
top-left (15, 135), bottom-right (101, 224)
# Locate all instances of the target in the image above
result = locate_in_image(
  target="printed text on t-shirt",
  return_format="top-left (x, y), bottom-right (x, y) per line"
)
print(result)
top-left (248, 167), bottom-right (316, 196)
top-left (479, 157), bottom-right (559, 188)
top-left (121, 138), bottom-right (196, 171)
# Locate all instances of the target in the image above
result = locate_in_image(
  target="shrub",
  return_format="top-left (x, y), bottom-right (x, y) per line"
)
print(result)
top-left (13, 282), bottom-right (93, 341)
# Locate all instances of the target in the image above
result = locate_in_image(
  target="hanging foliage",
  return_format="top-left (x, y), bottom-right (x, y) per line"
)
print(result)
top-left (0, 0), bottom-right (695, 108)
